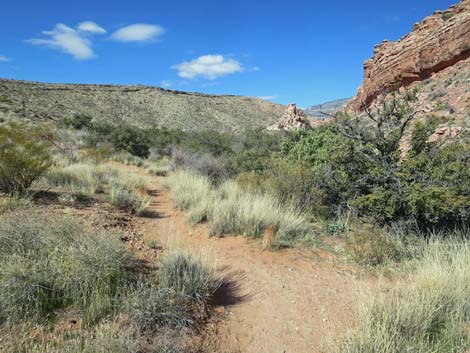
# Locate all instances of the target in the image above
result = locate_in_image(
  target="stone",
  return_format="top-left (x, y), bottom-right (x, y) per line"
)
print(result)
top-left (268, 103), bottom-right (310, 131)
top-left (350, 0), bottom-right (470, 110)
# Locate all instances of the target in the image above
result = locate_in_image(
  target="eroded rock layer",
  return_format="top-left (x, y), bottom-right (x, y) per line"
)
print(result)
top-left (351, 0), bottom-right (470, 110)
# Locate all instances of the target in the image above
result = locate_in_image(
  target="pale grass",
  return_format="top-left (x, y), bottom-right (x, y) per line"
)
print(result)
top-left (164, 171), bottom-right (314, 246)
top-left (335, 236), bottom-right (470, 353)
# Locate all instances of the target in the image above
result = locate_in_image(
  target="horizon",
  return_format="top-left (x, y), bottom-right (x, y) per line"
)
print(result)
top-left (0, 0), bottom-right (458, 107)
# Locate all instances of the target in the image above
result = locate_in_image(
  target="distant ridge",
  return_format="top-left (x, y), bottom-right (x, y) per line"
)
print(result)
top-left (304, 98), bottom-right (351, 118)
top-left (0, 78), bottom-right (285, 132)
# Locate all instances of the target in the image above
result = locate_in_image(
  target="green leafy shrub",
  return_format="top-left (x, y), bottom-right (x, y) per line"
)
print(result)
top-left (63, 114), bottom-right (93, 130)
top-left (109, 126), bottom-right (151, 158)
top-left (282, 92), bottom-right (470, 230)
top-left (0, 123), bottom-right (53, 194)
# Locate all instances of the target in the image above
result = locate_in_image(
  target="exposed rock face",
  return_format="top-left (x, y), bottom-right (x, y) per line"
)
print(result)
top-left (351, 0), bottom-right (470, 110)
top-left (268, 103), bottom-right (310, 131)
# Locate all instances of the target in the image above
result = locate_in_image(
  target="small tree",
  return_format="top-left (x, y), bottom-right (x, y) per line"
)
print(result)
top-left (0, 123), bottom-right (53, 194)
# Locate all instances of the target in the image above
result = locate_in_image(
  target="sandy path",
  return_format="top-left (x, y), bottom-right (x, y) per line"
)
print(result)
top-left (143, 175), bottom-right (367, 353)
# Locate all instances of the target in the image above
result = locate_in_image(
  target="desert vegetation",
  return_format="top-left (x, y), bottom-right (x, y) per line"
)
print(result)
top-left (0, 86), bottom-right (468, 352)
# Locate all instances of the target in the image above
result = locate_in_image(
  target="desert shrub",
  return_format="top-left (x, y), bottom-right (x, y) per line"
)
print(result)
top-left (170, 148), bottom-right (228, 183)
top-left (44, 163), bottom-right (116, 195)
top-left (282, 93), bottom-right (470, 230)
top-left (262, 159), bottom-right (326, 218)
top-left (0, 122), bottom-right (53, 194)
top-left (44, 163), bottom-right (150, 214)
top-left (145, 158), bottom-right (170, 177)
top-left (63, 114), bottom-right (93, 130)
top-left (160, 250), bottom-right (221, 304)
top-left (336, 236), bottom-right (470, 353)
top-left (127, 248), bottom-right (220, 334)
top-left (109, 126), bottom-right (151, 158)
top-left (0, 211), bottom-right (135, 323)
top-left (227, 129), bottom-right (283, 174)
top-left (402, 139), bottom-right (470, 230)
top-left (85, 143), bottom-right (115, 162)
top-left (0, 196), bottom-right (32, 214)
top-left (126, 285), bottom-right (187, 334)
top-left (345, 224), bottom-right (408, 266)
top-left (111, 150), bottom-right (145, 166)
top-left (107, 180), bottom-right (150, 215)
top-left (162, 170), bottom-right (212, 210)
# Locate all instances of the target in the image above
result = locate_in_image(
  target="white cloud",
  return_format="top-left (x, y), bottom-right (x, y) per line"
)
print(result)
top-left (110, 24), bottom-right (165, 42)
top-left (172, 55), bottom-right (243, 80)
top-left (78, 21), bottom-right (106, 34)
top-left (0, 55), bottom-right (11, 62)
top-left (26, 23), bottom-right (99, 60)
top-left (160, 80), bottom-right (172, 88)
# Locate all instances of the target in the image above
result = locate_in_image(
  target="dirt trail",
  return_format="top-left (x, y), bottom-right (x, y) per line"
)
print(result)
top-left (143, 175), bottom-right (369, 353)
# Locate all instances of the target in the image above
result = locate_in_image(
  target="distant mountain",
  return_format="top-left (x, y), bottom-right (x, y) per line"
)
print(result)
top-left (0, 79), bottom-right (285, 133)
top-left (304, 98), bottom-right (351, 118)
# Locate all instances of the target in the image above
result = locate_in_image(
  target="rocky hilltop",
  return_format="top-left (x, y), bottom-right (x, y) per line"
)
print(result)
top-left (0, 79), bottom-right (285, 132)
top-left (350, 0), bottom-right (470, 111)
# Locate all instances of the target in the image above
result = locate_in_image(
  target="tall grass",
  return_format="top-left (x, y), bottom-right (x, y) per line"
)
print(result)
top-left (0, 322), bottom-right (182, 353)
top-left (0, 210), bottom-right (220, 352)
top-left (335, 235), bottom-right (470, 353)
top-left (43, 162), bottom-right (150, 214)
top-left (163, 170), bottom-right (314, 246)
top-left (0, 211), bottom-right (134, 324)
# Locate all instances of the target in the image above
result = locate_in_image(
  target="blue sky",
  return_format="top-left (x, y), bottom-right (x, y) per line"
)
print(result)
top-left (0, 0), bottom-right (457, 107)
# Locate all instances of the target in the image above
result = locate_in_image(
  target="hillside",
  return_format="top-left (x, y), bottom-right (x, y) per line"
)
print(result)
top-left (304, 97), bottom-right (351, 118)
top-left (0, 79), bottom-right (285, 132)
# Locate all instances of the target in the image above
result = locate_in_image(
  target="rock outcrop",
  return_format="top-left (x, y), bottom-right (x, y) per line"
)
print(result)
top-left (268, 103), bottom-right (310, 131)
top-left (350, 0), bottom-right (470, 110)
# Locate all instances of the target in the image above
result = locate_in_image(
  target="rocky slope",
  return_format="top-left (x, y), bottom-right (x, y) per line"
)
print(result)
top-left (0, 79), bottom-right (285, 132)
top-left (350, 0), bottom-right (470, 112)
top-left (305, 97), bottom-right (351, 118)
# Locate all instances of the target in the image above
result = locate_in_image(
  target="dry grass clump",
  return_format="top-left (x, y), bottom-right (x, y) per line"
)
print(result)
top-left (0, 321), bottom-right (181, 353)
top-left (336, 234), bottom-right (470, 353)
top-left (160, 248), bottom-right (221, 305)
top-left (164, 170), bottom-right (313, 247)
top-left (0, 196), bottom-right (32, 215)
top-left (0, 211), bottom-right (134, 324)
top-left (0, 210), bottom-right (220, 352)
top-left (43, 162), bottom-right (150, 214)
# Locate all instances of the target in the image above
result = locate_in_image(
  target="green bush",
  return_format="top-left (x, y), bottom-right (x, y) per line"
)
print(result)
top-left (63, 114), bottom-right (93, 130)
top-left (0, 123), bottom-right (53, 194)
top-left (282, 93), bottom-right (470, 230)
top-left (109, 126), bottom-right (151, 158)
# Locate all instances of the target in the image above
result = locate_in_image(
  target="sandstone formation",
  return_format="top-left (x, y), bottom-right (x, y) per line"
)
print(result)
top-left (268, 103), bottom-right (310, 131)
top-left (350, 0), bottom-right (470, 110)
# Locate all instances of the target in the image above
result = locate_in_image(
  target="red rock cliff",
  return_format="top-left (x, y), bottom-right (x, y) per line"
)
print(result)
top-left (351, 0), bottom-right (470, 110)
